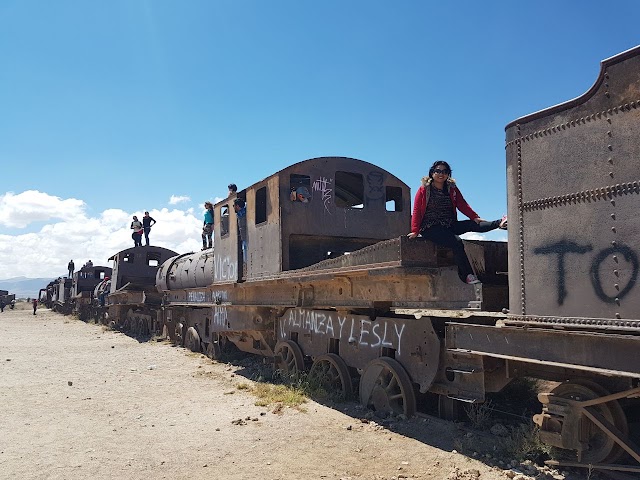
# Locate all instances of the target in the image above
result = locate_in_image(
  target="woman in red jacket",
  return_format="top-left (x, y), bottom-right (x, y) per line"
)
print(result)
top-left (408, 160), bottom-right (507, 284)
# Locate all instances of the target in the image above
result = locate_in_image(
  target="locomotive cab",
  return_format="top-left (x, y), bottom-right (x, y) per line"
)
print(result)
top-left (213, 156), bottom-right (411, 282)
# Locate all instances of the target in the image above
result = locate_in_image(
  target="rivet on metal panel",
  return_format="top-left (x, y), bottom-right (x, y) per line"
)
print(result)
top-left (615, 313), bottom-right (621, 319)
top-left (611, 227), bottom-right (616, 233)
top-left (609, 172), bottom-right (614, 177)
top-left (611, 214), bottom-right (616, 220)
top-left (615, 298), bottom-right (620, 305)
top-left (613, 255), bottom-right (618, 262)
top-left (607, 117), bottom-right (612, 124)
top-left (614, 283), bottom-right (619, 290)
top-left (614, 269), bottom-right (619, 276)
top-left (613, 106), bottom-right (618, 113)
top-left (608, 109), bottom-right (613, 114)
top-left (608, 157), bottom-right (613, 164)
top-left (611, 240), bottom-right (617, 246)
top-left (608, 145), bottom-right (613, 151)
top-left (605, 92), bottom-right (610, 98)
top-left (611, 200), bottom-right (615, 206)
top-left (607, 131), bottom-right (612, 136)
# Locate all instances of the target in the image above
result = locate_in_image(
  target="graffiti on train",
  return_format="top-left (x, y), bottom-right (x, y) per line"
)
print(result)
top-left (280, 309), bottom-right (407, 355)
top-left (312, 177), bottom-right (333, 214)
top-left (215, 255), bottom-right (237, 281)
top-left (212, 306), bottom-right (229, 328)
top-left (186, 290), bottom-right (229, 304)
top-left (533, 240), bottom-right (638, 304)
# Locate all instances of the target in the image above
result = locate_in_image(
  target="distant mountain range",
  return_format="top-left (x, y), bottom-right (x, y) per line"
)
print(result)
top-left (0, 276), bottom-right (59, 299)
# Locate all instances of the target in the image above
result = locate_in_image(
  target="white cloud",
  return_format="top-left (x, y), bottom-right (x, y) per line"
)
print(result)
top-left (169, 195), bottom-right (190, 205)
top-left (0, 190), bottom-right (86, 228)
top-left (0, 192), bottom-right (203, 279)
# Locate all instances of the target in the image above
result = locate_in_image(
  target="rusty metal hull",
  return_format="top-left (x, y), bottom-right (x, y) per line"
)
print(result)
top-left (506, 46), bottom-right (640, 321)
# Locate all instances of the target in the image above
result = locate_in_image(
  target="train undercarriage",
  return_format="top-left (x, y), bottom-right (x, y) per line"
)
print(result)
top-left (158, 237), bottom-right (640, 472)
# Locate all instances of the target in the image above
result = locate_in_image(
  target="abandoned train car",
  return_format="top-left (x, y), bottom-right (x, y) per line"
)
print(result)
top-left (42, 46), bottom-right (640, 470)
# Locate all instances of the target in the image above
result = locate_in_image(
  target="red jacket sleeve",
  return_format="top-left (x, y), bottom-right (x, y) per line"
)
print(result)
top-left (411, 186), bottom-right (427, 234)
top-left (453, 186), bottom-right (479, 220)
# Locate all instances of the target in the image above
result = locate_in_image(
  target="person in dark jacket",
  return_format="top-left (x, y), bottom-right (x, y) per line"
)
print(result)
top-left (142, 211), bottom-right (157, 246)
top-left (409, 160), bottom-right (507, 284)
top-left (67, 259), bottom-right (75, 278)
top-left (233, 198), bottom-right (247, 263)
top-left (32, 298), bottom-right (38, 315)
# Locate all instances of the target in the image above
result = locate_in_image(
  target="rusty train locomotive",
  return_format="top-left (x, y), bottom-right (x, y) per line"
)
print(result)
top-left (44, 47), bottom-right (640, 471)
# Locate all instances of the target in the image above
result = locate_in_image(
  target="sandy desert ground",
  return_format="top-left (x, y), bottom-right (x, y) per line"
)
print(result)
top-left (0, 307), bottom-right (585, 480)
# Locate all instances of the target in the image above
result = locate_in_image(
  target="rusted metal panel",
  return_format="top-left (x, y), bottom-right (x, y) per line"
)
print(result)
top-left (72, 266), bottom-right (112, 297)
top-left (109, 246), bottom-right (178, 292)
top-left (155, 251), bottom-right (213, 290)
top-left (279, 308), bottom-right (440, 393)
top-left (505, 46), bottom-right (640, 320)
top-left (446, 322), bottom-right (640, 377)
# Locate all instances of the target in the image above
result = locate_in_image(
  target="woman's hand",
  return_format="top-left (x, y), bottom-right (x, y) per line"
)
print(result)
top-left (407, 232), bottom-right (418, 239)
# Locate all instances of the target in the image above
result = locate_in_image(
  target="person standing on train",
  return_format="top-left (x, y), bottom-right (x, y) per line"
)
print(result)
top-left (130, 216), bottom-right (143, 247)
top-left (233, 198), bottom-right (247, 264)
top-left (202, 202), bottom-right (214, 251)
top-left (67, 259), bottom-right (74, 278)
top-left (408, 160), bottom-right (507, 284)
top-left (142, 211), bottom-right (156, 246)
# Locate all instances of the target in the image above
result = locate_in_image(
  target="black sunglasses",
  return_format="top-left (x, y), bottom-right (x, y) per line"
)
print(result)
top-left (433, 168), bottom-right (450, 175)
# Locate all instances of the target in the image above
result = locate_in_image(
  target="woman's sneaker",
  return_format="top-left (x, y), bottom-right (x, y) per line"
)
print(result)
top-left (498, 214), bottom-right (508, 230)
top-left (466, 274), bottom-right (481, 284)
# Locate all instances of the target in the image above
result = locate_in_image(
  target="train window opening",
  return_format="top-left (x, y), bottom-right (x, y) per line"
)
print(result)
top-left (385, 186), bottom-right (403, 212)
top-left (335, 171), bottom-right (364, 208)
top-left (146, 252), bottom-right (161, 267)
top-left (290, 174), bottom-right (312, 203)
top-left (220, 205), bottom-right (230, 237)
top-left (123, 253), bottom-right (134, 263)
top-left (255, 186), bottom-right (267, 225)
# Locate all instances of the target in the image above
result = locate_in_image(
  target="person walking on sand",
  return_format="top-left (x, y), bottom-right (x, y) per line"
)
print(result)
top-left (130, 216), bottom-right (143, 247)
top-left (142, 211), bottom-right (157, 246)
top-left (408, 160), bottom-right (507, 285)
top-left (32, 298), bottom-right (38, 315)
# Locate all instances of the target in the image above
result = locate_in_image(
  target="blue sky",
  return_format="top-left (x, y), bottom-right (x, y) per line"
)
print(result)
top-left (1, 0), bottom-right (639, 278)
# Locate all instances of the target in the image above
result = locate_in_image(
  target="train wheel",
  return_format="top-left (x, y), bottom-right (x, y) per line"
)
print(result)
top-left (359, 357), bottom-right (416, 418)
top-left (274, 340), bottom-right (304, 376)
top-left (569, 379), bottom-right (628, 463)
top-left (173, 322), bottom-right (184, 346)
top-left (206, 334), bottom-right (223, 361)
top-left (308, 354), bottom-right (353, 400)
top-left (185, 327), bottom-right (201, 353)
top-left (550, 381), bottom-right (628, 464)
